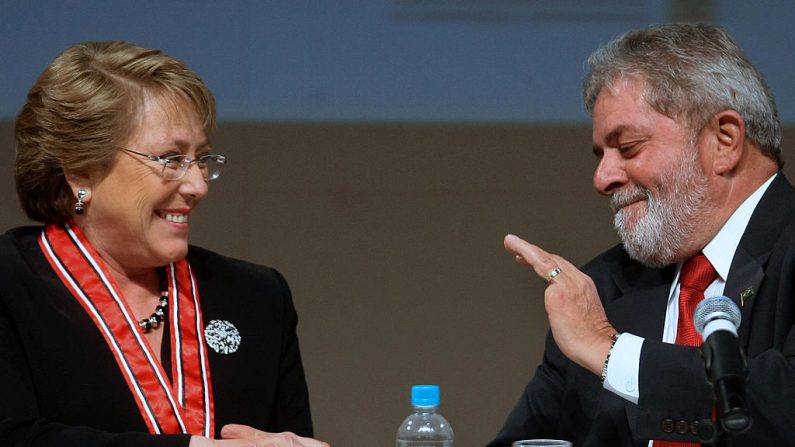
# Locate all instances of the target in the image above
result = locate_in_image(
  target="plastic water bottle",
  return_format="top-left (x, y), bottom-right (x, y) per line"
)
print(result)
top-left (396, 384), bottom-right (454, 447)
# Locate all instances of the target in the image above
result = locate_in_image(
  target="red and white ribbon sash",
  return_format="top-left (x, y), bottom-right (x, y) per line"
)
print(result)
top-left (39, 222), bottom-right (215, 436)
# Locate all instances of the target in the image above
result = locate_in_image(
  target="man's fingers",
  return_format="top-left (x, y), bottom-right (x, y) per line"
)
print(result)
top-left (504, 234), bottom-right (555, 269)
top-left (505, 234), bottom-right (568, 282)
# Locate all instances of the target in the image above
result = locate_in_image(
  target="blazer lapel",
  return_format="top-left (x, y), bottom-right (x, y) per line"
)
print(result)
top-left (726, 173), bottom-right (795, 344)
top-left (723, 245), bottom-right (765, 345)
top-left (609, 262), bottom-right (675, 339)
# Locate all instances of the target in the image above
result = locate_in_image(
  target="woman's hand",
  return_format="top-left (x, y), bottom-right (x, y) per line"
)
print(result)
top-left (189, 424), bottom-right (330, 447)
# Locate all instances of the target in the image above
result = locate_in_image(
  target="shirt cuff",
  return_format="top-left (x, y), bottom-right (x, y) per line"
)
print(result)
top-left (602, 333), bottom-right (644, 404)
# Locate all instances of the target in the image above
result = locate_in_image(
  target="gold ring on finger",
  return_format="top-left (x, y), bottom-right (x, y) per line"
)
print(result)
top-left (545, 267), bottom-right (562, 284)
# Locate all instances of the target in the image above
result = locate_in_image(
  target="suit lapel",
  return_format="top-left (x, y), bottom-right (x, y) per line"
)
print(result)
top-left (723, 245), bottom-right (765, 345)
top-left (609, 263), bottom-right (675, 339)
top-left (725, 173), bottom-right (795, 344)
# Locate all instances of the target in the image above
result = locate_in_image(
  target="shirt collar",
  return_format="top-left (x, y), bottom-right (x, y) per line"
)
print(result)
top-left (702, 173), bottom-right (777, 280)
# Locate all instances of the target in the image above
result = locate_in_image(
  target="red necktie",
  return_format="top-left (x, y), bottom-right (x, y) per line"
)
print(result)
top-left (655, 254), bottom-right (717, 447)
top-left (675, 254), bottom-right (718, 346)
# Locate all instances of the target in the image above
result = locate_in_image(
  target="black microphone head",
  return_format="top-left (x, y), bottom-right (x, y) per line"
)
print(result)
top-left (694, 295), bottom-right (741, 336)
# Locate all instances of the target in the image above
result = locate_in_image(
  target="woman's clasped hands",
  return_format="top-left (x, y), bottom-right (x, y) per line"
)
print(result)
top-left (190, 424), bottom-right (330, 447)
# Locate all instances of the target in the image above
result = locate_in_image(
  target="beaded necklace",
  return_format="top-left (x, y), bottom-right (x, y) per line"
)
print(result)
top-left (139, 278), bottom-right (169, 332)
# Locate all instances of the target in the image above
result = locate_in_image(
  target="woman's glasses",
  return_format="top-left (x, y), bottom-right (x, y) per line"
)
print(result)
top-left (119, 148), bottom-right (226, 181)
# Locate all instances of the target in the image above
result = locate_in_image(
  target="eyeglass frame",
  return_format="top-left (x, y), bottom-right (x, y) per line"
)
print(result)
top-left (118, 147), bottom-right (226, 181)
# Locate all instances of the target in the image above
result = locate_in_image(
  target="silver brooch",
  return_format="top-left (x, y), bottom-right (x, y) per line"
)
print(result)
top-left (204, 319), bottom-right (241, 354)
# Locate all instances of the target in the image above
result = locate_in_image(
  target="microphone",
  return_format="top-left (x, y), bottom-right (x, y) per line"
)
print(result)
top-left (693, 295), bottom-right (751, 434)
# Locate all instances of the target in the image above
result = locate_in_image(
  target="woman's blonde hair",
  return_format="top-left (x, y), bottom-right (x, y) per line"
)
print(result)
top-left (15, 41), bottom-right (216, 223)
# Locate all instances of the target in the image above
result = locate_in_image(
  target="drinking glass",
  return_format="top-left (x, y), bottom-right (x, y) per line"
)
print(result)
top-left (512, 440), bottom-right (572, 447)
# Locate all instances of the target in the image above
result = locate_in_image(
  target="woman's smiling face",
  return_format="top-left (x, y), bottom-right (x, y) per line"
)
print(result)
top-left (76, 94), bottom-right (211, 274)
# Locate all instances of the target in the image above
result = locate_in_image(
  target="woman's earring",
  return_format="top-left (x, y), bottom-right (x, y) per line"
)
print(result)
top-left (74, 188), bottom-right (87, 215)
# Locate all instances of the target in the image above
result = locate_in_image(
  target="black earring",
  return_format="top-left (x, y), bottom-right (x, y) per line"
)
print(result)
top-left (74, 188), bottom-right (87, 215)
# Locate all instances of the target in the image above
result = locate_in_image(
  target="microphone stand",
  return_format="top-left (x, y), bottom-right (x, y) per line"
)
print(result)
top-left (693, 296), bottom-right (751, 447)
top-left (697, 334), bottom-right (751, 447)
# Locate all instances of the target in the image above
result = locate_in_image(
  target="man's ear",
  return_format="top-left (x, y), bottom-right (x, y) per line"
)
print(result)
top-left (709, 109), bottom-right (746, 175)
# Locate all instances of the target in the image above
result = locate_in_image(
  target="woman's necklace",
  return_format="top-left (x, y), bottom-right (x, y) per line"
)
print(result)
top-left (139, 275), bottom-right (169, 333)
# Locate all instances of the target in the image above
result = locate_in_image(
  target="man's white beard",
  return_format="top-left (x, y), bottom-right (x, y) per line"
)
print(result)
top-left (611, 148), bottom-right (709, 268)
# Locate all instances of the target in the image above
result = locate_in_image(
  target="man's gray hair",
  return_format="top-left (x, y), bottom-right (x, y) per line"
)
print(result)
top-left (583, 23), bottom-right (782, 168)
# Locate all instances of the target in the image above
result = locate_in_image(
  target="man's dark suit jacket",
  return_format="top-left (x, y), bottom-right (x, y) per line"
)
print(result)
top-left (0, 226), bottom-right (313, 447)
top-left (489, 173), bottom-right (795, 446)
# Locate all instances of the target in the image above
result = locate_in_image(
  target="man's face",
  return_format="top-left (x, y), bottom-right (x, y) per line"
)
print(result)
top-left (591, 79), bottom-right (712, 267)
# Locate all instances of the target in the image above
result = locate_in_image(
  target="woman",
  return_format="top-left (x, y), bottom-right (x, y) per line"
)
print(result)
top-left (1, 41), bottom-right (328, 447)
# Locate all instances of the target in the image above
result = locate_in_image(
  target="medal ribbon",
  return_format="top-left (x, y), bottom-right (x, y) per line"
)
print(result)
top-left (39, 222), bottom-right (215, 436)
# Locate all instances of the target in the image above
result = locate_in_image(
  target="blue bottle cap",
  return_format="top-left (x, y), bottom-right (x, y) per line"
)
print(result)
top-left (411, 384), bottom-right (440, 407)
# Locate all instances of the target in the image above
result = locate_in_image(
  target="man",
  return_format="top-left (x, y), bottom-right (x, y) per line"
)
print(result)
top-left (488, 23), bottom-right (795, 446)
